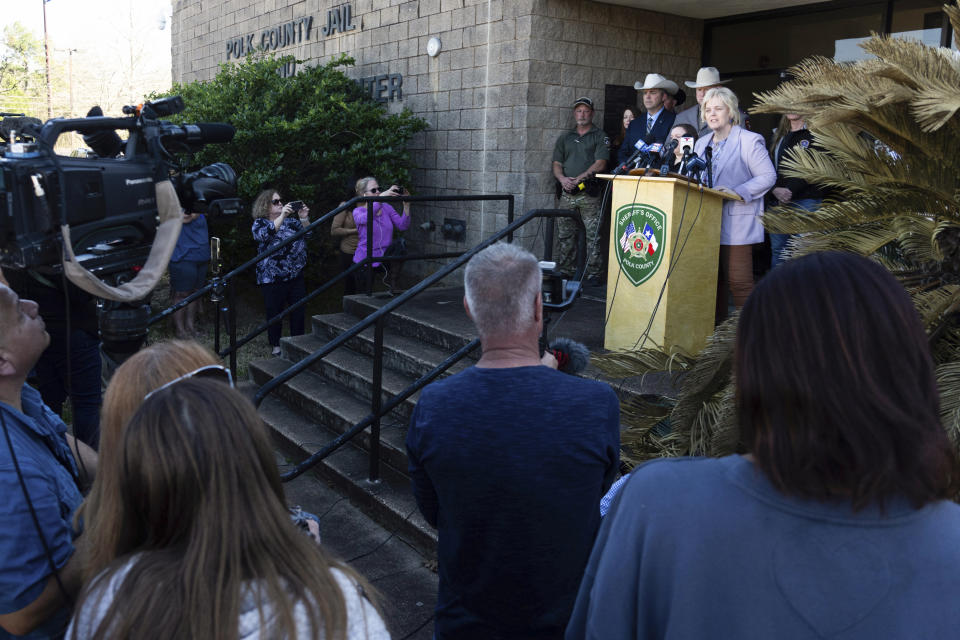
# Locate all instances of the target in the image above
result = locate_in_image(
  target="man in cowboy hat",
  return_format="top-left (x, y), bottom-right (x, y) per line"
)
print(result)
top-left (617, 73), bottom-right (678, 165)
top-left (675, 66), bottom-right (749, 136)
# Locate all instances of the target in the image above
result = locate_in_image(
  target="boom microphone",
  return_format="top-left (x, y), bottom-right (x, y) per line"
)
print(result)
top-left (547, 337), bottom-right (590, 375)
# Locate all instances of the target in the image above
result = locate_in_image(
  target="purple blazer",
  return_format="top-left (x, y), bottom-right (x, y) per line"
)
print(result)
top-left (694, 125), bottom-right (776, 245)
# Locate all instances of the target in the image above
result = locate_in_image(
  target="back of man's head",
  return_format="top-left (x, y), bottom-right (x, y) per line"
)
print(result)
top-left (464, 243), bottom-right (541, 339)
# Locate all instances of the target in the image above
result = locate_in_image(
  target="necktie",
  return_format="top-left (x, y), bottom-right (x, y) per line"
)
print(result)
top-left (646, 116), bottom-right (653, 134)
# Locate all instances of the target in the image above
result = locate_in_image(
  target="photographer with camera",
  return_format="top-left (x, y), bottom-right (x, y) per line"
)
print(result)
top-left (251, 189), bottom-right (311, 357)
top-left (352, 177), bottom-right (410, 295)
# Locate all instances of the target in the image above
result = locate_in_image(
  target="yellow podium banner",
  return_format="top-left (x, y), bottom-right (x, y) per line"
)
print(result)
top-left (597, 174), bottom-right (735, 355)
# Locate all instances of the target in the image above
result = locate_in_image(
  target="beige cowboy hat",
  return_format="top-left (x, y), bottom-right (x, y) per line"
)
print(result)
top-left (634, 73), bottom-right (678, 95)
top-left (684, 66), bottom-right (731, 89)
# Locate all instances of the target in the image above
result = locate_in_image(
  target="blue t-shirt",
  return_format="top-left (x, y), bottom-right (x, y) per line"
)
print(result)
top-left (0, 384), bottom-right (82, 640)
top-left (406, 365), bottom-right (620, 639)
top-left (171, 214), bottom-right (209, 263)
top-left (566, 455), bottom-right (960, 640)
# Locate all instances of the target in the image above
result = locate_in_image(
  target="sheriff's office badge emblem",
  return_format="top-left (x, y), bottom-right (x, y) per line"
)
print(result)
top-left (800, 139), bottom-right (810, 148)
top-left (613, 203), bottom-right (667, 286)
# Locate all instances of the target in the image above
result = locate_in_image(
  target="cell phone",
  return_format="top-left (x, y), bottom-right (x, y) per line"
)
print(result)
top-left (289, 200), bottom-right (304, 213)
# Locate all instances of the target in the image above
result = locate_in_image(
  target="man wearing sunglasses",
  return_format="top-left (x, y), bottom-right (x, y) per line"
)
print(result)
top-left (0, 284), bottom-right (98, 638)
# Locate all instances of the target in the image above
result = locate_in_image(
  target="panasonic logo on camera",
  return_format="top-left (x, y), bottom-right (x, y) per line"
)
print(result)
top-left (125, 177), bottom-right (154, 186)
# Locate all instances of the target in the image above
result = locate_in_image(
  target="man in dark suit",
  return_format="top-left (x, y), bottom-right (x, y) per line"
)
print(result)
top-left (617, 73), bottom-right (677, 165)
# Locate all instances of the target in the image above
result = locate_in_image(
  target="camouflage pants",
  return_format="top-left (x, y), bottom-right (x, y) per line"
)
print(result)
top-left (556, 191), bottom-right (604, 279)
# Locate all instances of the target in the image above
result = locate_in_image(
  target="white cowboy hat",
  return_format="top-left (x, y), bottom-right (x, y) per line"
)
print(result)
top-left (634, 73), bottom-right (678, 94)
top-left (684, 66), bottom-right (731, 89)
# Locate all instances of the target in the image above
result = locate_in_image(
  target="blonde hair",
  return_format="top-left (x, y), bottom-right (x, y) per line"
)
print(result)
top-left (354, 176), bottom-right (376, 197)
top-left (251, 188), bottom-right (279, 219)
top-left (701, 87), bottom-right (741, 127)
top-left (71, 379), bottom-right (376, 640)
top-left (75, 340), bottom-right (223, 581)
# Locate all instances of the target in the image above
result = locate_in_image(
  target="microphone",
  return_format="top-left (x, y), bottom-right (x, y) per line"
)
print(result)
top-left (642, 143), bottom-right (663, 169)
top-left (659, 139), bottom-right (678, 174)
top-left (160, 122), bottom-right (236, 144)
top-left (704, 145), bottom-right (714, 188)
top-left (81, 105), bottom-right (124, 158)
top-left (684, 153), bottom-right (707, 179)
top-left (613, 139), bottom-right (652, 175)
top-left (546, 337), bottom-right (590, 375)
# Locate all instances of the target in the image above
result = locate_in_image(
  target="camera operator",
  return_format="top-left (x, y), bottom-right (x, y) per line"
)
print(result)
top-left (251, 189), bottom-right (311, 357)
top-left (352, 177), bottom-right (410, 295)
top-left (5, 269), bottom-right (102, 449)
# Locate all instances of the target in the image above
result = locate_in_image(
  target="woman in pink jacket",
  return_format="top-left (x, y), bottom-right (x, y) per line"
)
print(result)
top-left (694, 87), bottom-right (776, 323)
top-left (352, 176), bottom-right (411, 293)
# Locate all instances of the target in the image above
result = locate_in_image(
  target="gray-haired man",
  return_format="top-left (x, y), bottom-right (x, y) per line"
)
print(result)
top-left (406, 243), bottom-right (620, 640)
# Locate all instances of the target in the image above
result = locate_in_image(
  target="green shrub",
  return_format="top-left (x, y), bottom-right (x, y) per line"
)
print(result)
top-left (150, 53), bottom-right (428, 280)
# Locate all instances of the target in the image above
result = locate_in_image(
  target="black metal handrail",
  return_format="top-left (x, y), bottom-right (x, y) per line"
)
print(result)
top-left (148, 193), bottom-right (515, 372)
top-left (267, 208), bottom-right (586, 482)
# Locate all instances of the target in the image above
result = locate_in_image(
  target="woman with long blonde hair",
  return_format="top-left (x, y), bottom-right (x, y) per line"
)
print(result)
top-left (75, 340), bottom-right (223, 581)
top-left (68, 379), bottom-right (386, 639)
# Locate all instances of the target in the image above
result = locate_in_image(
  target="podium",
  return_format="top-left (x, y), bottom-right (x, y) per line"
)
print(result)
top-left (597, 173), bottom-right (739, 355)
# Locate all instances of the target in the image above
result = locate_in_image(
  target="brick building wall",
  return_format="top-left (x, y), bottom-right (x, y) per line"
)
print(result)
top-left (172, 0), bottom-right (702, 272)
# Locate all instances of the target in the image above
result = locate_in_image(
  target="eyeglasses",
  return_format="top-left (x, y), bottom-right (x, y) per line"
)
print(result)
top-left (368, 187), bottom-right (381, 194)
top-left (271, 198), bottom-right (283, 205)
top-left (143, 365), bottom-right (235, 401)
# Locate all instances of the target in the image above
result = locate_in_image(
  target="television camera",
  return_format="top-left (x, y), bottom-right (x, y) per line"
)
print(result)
top-left (0, 97), bottom-right (240, 364)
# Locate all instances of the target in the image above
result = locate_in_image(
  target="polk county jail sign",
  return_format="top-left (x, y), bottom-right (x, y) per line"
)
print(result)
top-left (222, 3), bottom-right (403, 103)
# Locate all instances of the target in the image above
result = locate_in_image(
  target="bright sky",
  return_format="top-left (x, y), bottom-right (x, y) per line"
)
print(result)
top-left (5, 0), bottom-right (172, 52)
top-left (3, 0), bottom-right (173, 116)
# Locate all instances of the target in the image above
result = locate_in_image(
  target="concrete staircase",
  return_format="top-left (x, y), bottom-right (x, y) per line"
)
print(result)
top-left (248, 287), bottom-right (480, 557)
top-left (248, 284), bottom-right (670, 560)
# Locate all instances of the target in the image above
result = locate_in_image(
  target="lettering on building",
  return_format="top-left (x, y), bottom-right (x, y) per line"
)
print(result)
top-left (225, 3), bottom-right (359, 60)
top-left (356, 74), bottom-right (403, 102)
top-left (322, 4), bottom-right (357, 36)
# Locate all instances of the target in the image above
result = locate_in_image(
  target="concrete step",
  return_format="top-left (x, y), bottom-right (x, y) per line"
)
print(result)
top-left (342, 288), bottom-right (477, 353)
top-left (276, 455), bottom-right (437, 640)
top-left (281, 333), bottom-right (422, 423)
top-left (260, 389), bottom-right (437, 558)
top-left (249, 357), bottom-right (411, 476)
top-left (312, 311), bottom-right (477, 381)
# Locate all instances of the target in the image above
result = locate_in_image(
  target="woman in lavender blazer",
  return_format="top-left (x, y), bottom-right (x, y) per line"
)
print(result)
top-left (694, 87), bottom-right (776, 322)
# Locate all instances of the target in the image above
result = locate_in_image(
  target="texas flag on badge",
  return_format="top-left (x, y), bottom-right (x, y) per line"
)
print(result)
top-left (620, 221), bottom-right (636, 253)
top-left (641, 223), bottom-right (658, 256)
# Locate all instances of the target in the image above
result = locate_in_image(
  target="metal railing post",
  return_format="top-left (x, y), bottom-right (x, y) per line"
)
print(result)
top-left (228, 278), bottom-right (238, 374)
top-left (212, 278), bottom-right (222, 355)
top-left (366, 200), bottom-right (375, 295)
top-left (507, 195), bottom-right (515, 243)
top-left (369, 316), bottom-right (384, 482)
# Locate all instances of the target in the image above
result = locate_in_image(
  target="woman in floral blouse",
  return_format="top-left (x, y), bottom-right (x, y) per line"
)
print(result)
top-left (251, 189), bottom-right (311, 356)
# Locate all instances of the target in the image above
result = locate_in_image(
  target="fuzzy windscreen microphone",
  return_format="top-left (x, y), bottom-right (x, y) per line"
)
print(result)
top-left (547, 337), bottom-right (590, 374)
